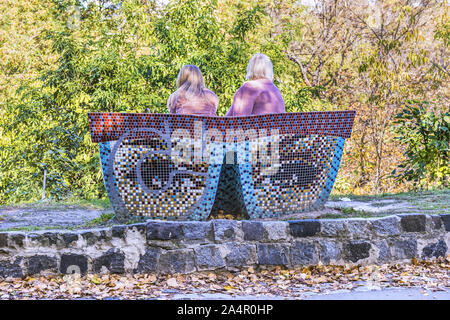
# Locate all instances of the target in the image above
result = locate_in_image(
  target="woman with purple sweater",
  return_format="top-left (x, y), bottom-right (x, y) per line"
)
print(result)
top-left (168, 65), bottom-right (218, 116)
top-left (226, 53), bottom-right (285, 116)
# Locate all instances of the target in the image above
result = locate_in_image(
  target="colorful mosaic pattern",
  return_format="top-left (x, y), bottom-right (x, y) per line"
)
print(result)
top-left (88, 111), bottom-right (355, 220)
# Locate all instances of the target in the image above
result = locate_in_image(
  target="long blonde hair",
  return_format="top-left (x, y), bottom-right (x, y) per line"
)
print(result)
top-left (173, 65), bottom-right (206, 99)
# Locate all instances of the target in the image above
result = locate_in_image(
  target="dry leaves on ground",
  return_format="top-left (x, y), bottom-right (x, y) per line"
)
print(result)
top-left (0, 256), bottom-right (448, 299)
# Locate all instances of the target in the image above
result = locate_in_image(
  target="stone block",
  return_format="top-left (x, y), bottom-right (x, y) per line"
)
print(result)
top-left (26, 255), bottom-right (57, 275)
top-left (292, 241), bottom-right (319, 265)
top-left (343, 240), bottom-right (372, 263)
top-left (371, 216), bottom-right (401, 237)
top-left (62, 232), bottom-right (79, 247)
top-left (431, 215), bottom-right (442, 230)
top-left (9, 233), bottom-right (25, 247)
top-left (257, 243), bottom-right (290, 266)
top-left (60, 254), bottom-right (88, 275)
top-left (399, 214), bottom-right (426, 232)
top-left (225, 243), bottom-right (256, 267)
top-left (242, 221), bottom-right (264, 241)
top-left (181, 221), bottom-right (212, 240)
top-left (318, 220), bottom-right (346, 237)
top-left (0, 233), bottom-right (7, 248)
top-left (0, 258), bottom-right (23, 278)
top-left (112, 225), bottom-right (127, 238)
top-left (147, 221), bottom-right (182, 241)
top-left (159, 249), bottom-right (196, 274)
top-left (318, 240), bottom-right (340, 264)
top-left (392, 239), bottom-right (417, 259)
top-left (213, 220), bottom-right (238, 242)
top-left (375, 240), bottom-right (392, 263)
top-left (440, 214), bottom-right (450, 232)
top-left (93, 248), bottom-right (125, 274)
top-left (42, 232), bottom-right (59, 246)
top-left (194, 245), bottom-right (225, 270)
top-left (289, 220), bottom-right (321, 237)
top-left (346, 219), bottom-right (372, 239)
top-left (263, 221), bottom-right (289, 241)
top-left (136, 247), bottom-right (161, 273)
top-left (421, 240), bottom-right (447, 259)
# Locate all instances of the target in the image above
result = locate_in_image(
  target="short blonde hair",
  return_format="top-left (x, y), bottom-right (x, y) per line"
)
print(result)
top-left (246, 53), bottom-right (274, 81)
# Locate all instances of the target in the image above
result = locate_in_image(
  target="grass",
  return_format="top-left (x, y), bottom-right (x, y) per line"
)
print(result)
top-left (83, 212), bottom-right (116, 228)
top-left (2, 225), bottom-right (72, 232)
top-left (330, 188), bottom-right (449, 202)
top-left (317, 207), bottom-right (374, 219)
top-left (125, 216), bottom-right (148, 224)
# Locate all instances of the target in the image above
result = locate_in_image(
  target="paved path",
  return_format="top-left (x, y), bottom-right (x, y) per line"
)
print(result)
top-left (169, 287), bottom-right (450, 300)
top-left (0, 207), bottom-right (106, 230)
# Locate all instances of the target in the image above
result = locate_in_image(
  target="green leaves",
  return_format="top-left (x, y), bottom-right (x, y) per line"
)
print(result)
top-left (1, 0), bottom-right (295, 203)
top-left (393, 101), bottom-right (449, 189)
top-left (1, 0), bottom-right (447, 202)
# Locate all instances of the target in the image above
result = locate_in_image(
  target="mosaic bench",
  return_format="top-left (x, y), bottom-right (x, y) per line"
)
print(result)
top-left (88, 111), bottom-right (355, 221)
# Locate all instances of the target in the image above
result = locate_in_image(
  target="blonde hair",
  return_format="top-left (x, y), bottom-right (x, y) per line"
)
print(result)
top-left (174, 64), bottom-right (205, 98)
top-left (246, 53), bottom-right (274, 81)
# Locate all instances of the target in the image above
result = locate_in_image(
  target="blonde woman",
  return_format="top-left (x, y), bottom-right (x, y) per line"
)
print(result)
top-left (168, 65), bottom-right (219, 116)
top-left (226, 53), bottom-right (285, 116)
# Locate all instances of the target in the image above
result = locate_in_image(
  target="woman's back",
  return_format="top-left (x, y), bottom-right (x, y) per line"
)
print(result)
top-left (226, 78), bottom-right (285, 116)
top-left (167, 65), bottom-right (218, 116)
top-left (169, 89), bottom-right (218, 116)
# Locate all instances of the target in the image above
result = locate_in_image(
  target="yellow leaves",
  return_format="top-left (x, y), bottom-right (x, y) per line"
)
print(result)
top-left (223, 285), bottom-right (236, 291)
top-left (89, 275), bottom-right (102, 285)
top-left (207, 272), bottom-right (217, 281)
top-left (301, 266), bottom-right (311, 274)
top-left (209, 210), bottom-right (242, 220)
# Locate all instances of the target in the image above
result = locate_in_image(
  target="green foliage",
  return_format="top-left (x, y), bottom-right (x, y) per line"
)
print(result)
top-left (1, 0), bottom-right (448, 203)
top-left (392, 101), bottom-right (449, 189)
top-left (0, 0), bottom-right (310, 204)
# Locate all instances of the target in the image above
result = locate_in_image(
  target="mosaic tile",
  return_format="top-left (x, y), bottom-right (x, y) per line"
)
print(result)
top-left (88, 111), bottom-right (355, 220)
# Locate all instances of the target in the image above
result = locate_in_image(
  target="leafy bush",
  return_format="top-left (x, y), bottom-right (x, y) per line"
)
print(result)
top-left (392, 101), bottom-right (449, 189)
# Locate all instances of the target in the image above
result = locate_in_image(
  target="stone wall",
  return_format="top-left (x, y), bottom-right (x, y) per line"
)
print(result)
top-left (0, 214), bottom-right (449, 277)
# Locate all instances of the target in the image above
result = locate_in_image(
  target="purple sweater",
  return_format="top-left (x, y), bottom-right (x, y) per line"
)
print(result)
top-left (168, 89), bottom-right (218, 116)
top-left (226, 79), bottom-right (285, 116)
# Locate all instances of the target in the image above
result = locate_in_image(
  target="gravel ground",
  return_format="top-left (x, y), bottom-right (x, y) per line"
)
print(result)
top-left (0, 190), bottom-right (447, 230)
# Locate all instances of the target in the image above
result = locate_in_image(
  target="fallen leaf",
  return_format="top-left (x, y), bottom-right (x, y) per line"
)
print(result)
top-left (167, 278), bottom-right (178, 288)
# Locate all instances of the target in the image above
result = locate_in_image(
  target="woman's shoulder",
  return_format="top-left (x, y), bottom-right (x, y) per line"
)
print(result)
top-left (203, 88), bottom-right (218, 96)
top-left (203, 88), bottom-right (219, 101)
top-left (234, 81), bottom-right (254, 93)
top-left (243, 78), bottom-right (272, 88)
